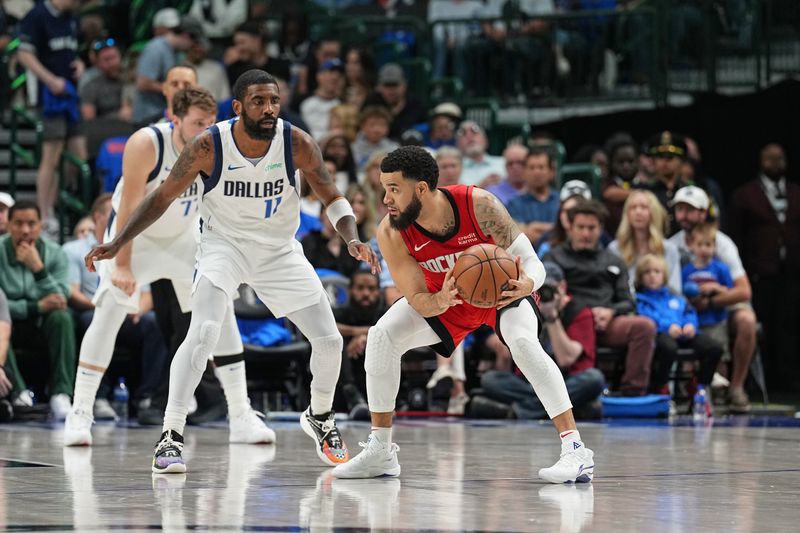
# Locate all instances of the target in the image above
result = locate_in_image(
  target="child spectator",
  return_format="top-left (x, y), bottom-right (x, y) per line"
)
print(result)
top-left (636, 254), bottom-right (723, 394)
top-left (681, 222), bottom-right (736, 357)
top-left (351, 106), bottom-right (399, 172)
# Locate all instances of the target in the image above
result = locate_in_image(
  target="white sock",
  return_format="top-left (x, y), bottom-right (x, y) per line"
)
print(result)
top-left (371, 427), bottom-right (392, 446)
top-left (215, 361), bottom-right (249, 418)
top-left (559, 429), bottom-right (583, 453)
top-left (72, 366), bottom-right (104, 413)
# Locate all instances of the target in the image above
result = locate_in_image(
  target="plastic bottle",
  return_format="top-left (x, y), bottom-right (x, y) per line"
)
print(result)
top-left (112, 377), bottom-right (129, 423)
top-left (692, 385), bottom-right (707, 421)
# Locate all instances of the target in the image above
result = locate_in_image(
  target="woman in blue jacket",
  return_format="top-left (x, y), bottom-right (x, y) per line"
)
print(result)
top-left (634, 254), bottom-right (723, 394)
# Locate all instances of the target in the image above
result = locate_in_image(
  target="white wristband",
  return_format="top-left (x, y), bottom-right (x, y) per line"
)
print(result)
top-left (326, 197), bottom-right (355, 228)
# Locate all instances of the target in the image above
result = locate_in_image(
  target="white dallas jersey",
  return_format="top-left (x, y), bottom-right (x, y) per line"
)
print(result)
top-left (200, 118), bottom-right (300, 246)
top-left (111, 122), bottom-right (201, 239)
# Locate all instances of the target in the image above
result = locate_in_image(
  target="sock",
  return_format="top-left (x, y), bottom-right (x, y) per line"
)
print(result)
top-left (72, 366), bottom-right (104, 413)
top-left (559, 429), bottom-right (583, 453)
top-left (371, 427), bottom-right (392, 446)
top-left (214, 360), bottom-right (249, 418)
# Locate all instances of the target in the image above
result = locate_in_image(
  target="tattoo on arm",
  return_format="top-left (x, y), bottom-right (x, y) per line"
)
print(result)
top-left (475, 192), bottom-right (521, 248)
top-left (169, 134), bottom-right (212, 185)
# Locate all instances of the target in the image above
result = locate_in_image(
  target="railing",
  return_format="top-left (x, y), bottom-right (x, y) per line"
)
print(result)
top-left (57, 150), bottom-right (92, 243)
top-left (8, 105), bottom-right (42, 199)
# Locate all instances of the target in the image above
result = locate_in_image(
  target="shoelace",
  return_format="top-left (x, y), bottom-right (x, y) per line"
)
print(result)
top-left (317, 416), bottom-right (343, 449)
top-left (155, 434), bottom-right (183, 456)
top-left (356, 440), bottom-right (400, 456)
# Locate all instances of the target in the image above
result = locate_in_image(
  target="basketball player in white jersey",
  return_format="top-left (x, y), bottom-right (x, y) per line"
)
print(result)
top-left (65, 87), bottom-right (275, 448)
top-left (86, 69), bottom-right (379, 474)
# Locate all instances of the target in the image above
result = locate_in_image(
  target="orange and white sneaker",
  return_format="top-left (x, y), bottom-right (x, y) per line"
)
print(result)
top-left (300, 407), bottom-right (349, 466)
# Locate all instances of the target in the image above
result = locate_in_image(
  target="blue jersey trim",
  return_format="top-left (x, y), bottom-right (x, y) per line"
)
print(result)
top-left (147, 126), bottom-right (164, 183)
top-left (282, 120), bottom-right (296, 191)
top-left (202, 125), bottom-right (223, 196)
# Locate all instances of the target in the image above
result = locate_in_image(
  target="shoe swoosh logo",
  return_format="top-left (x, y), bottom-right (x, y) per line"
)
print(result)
top-left (227, 164), bottom-right (246, 171)
top-left (414, 240), bottom-right (432, 252)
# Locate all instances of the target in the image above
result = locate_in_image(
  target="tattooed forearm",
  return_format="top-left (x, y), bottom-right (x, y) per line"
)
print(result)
top-left (169, 133), bottom-right (212, 185)
top-left (475, 192), bottom-right (520, 248)
top-left (114, 191), bottom-right (171, 247)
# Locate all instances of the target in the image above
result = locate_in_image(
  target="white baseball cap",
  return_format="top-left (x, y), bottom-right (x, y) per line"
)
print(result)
top-left (669, 185), bottom-right (709, 210)
top-left (0, 192), bottom-right (15, 208)
top-left (560, 180), bottom-right (592, 201)
top-left (153, 8), bottom-right (181, 29)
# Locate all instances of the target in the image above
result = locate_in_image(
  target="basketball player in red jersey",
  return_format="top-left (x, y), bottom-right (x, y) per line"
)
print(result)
top-left (332, 146), bottom-right (595, 483)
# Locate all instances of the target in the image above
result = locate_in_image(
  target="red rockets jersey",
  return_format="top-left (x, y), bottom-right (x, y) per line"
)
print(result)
top-left (398, 185), bottom-right (497, 353)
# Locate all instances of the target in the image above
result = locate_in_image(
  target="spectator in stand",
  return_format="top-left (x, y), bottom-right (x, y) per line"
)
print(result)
top-left (328, 104), bottom-right (359, 143)
top-left (608, 189), bottom-right (682, 294)
top-left (343, 47), bottom-right (376, 108)
top-left (224, 21), bottom-right (291, 90)
top-left (362, 63), bottom-right (427, 140)
top-left (0, 288), bottom-right (14, 421)
top-left (132, 15), bottom-right (201, 125)
top-left (363, 151), bottom-right (388, 219)
top-left (275, 76), bottom-right (309, 134)
top-left (428, 0), bottom-right (482, 80)
top-left (0, 193), bottom-right (14, 236)
top-left (71, 216), bottom-right (94, 240)
top-left (424, 102), bottom-right (462, 150)
top-left (351, 106), bottom-right (399, 171)
top-left (80, 38), bottom-right (131, 122)
top-left (545, 200), bottom-right (656, 396)
top-left (0, 201), bottom-right (75, 419)
top-left (728, 143), bottom-right (800, 391)
top-left (457, 120), bottom-right (505, 187)
top-left (508, 147), bottom-right (560, 245)
top-left (295, 36), bottom-right (341, 103)
top-left (159, 65), bottom-right (197, 123)
top-left (266, 9), bottom-right (310, 66)
top-left (469, 261), bottom-right (605, 419)
top-left (301, 213), bottom-right (361, 279)
top-left (536, 180), bottom-right (602, 258)
top-left (668, 186), bottom-right (757, 413)
top-left (436, 146), bottom-right (464, 186)
top-left (186, 38), bottom-right (231, 103)
top-left (62, 194), bottom-right (168, 418)
top-left (345, 184), bottom-right (377, 242)
top-left (16, 0), bottom-right (87, 238)
top-left (300, 58), bottom-right (344, 141)
top-left (488, 143), bottom-right (529, 205)
top-left (333, 270), bottom-right (386, 420)
top-left (571, 144), bottom-right (609, 181)
top-left (636, 254), bottom-right (723, 395)
top-left (187, 0), bottom-right (247, 50)
top-left (684, 136), bottom-right (726, 227)
top-left (322, 132), bottom-right (358, 192)
top-left (602, 133), bottom-right (641, 234)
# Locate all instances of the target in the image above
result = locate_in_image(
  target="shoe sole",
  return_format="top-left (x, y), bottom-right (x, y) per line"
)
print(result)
top-left (538, 467), bottom-right (594, 484)
top-left (152, 462), bottom-right (187, 474)
top-left (333, 463), bottom-right (401, 479)
top-left (63, 436), bottom-right (92, 447)
top-left (300, 412), bottom-right (344, 467)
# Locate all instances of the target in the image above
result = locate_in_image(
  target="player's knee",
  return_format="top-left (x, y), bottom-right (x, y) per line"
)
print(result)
top-left (509, 336), bottom-right (552, 377)
top-left (191, 320), bottom-right (221, 372)
top-left (309, 333), bottom-right (343, 374)
top-left (364, 324), bottom-right (397, 376)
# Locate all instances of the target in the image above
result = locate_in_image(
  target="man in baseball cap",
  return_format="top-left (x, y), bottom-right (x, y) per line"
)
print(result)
top-left (668, 185), bottom-right (709, 211)
top-left (0, 193), bottom-right (14, 235)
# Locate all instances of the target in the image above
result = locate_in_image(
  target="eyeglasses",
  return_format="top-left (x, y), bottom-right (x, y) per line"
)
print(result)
top-left (93, 38), bottom-right (116, 51)
top-left (457, 123), bottom-right (481, 136)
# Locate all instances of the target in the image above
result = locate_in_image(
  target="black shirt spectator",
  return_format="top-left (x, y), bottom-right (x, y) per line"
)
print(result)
top-left (362, 63), bottom-right (427, 140)
top-left (301, 216), bottom-right (360, 278)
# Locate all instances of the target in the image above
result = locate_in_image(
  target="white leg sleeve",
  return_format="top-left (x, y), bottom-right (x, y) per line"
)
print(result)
top-left (287, 293), bottom-right (343, 415)
top-left (78, 294), bottom-right (129, 368)
top-left (162, 277), bottom-right (229, 435)
top-left (364, 298), bottom-right (441, 413)
top-left (498, 299), bottom-right (573, 419)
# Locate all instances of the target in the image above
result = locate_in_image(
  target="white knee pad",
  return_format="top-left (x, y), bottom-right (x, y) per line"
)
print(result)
top-left (191, 320), bottom-right (222, 372)
top-left (309, 333), bottom-right (343, 374)
top-left (364, 325), bottom-right (399, 376)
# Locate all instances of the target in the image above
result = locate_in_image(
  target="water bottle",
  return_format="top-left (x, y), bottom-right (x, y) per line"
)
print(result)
top-left (112, 377), bottom-right (129, 423)
top-left (692, 385), bottom-right (707, 421)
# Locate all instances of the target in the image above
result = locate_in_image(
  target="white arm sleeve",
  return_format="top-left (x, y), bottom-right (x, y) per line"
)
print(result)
top-left (326, 197), bottom-right (356, 230)
top-left (506, 233), bottom-right (546, 291)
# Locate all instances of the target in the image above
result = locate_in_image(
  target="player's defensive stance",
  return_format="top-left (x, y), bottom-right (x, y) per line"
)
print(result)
top-left (331, 146), bottom-right (595, 484)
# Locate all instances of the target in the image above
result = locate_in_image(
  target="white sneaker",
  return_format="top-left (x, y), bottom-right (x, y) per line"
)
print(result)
top-left (229, 408), bottom-right (276, 444)
top-left (13, 389), bottom-right (34, 407)
top-left (331, 435), bottom-right (401, 479)
top-left (50, 394), bottom-right (72, 421)
top-left (64, 409), bottom-right (94, 446)
top-left (447, 392), bottom-right (469, 415)
top-left (93, 399), bottom-right (118, 421)
top-left (538, 444), bottom-right (595, 484)
top-left (426, 365), bottom-right (454, 389)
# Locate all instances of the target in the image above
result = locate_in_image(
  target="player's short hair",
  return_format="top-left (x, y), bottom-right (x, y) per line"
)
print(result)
top-left (90, 193), bottom-right (112, 216)
top-left (380, 146), bottom-right (439, 190)
top-left (233, 69), bottom-right (278, 102)
top-left (566, 199), bottom-right (607, 225)
top-left (172, 86), bottom-right (217, 118)
top-left (688, 221), bottom-right (717, 243)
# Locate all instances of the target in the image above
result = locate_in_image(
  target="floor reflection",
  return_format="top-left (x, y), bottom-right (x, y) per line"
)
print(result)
top-left (538, 484), bottom-right (594, 533)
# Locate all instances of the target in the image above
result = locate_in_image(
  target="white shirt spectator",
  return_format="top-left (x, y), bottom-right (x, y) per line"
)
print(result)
top-left (461, 155), bottom-right (506, 186)
top-left (188, 0), bottom-right (248, 40)
top-left (668, 229), bottom-right (747, 280)
top-left (300, 95), bottom-right (341, 141)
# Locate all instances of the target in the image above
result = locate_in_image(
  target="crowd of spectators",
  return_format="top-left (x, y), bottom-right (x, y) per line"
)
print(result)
top-left (0, 1), bottom-right (796, 422)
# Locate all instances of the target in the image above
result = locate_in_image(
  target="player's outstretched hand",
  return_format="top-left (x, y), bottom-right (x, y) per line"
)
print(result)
top-left (498, 256), bottom-right (534, 309)
top-left (84, 241), bottom-right (121, 272)
top-left (347, 240), bottom-right (382, 274)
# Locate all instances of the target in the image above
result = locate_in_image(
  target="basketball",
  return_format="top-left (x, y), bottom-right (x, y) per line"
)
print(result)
top-left (451, 244), bottom-right (518, 308)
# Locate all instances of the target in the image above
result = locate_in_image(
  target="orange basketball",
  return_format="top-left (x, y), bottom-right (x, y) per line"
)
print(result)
top-left (451, 244), bottom-right (518, 308)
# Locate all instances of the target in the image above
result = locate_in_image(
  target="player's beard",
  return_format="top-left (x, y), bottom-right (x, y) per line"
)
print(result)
top-left (242, 113), bottom-right (277, 141)
top-left (388, 193), bottom-right (422, 231)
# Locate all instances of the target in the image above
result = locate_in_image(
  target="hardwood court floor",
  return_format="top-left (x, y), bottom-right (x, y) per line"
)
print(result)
top-left (1, 416), bottom-right (799, 532)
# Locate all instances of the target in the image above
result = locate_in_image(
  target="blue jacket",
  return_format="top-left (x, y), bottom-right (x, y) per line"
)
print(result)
top-left (635, 287), bottom-right (698, 333)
